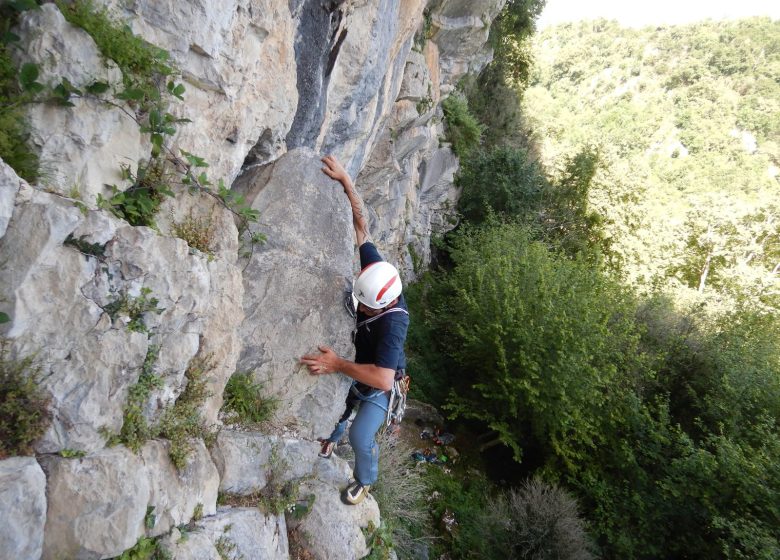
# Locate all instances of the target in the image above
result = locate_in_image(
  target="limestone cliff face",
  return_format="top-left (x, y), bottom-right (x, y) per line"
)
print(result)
top-left (0, 1), bottom-right (504, 558)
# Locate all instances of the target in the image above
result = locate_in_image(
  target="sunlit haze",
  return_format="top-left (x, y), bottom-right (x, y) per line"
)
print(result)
top-left (537, 0), bottom-right (780, 29)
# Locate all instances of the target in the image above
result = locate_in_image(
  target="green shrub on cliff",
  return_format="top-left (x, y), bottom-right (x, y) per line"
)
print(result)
top-left (0, 2), bottom-right (40, 182)
top-left (221, 372), bottom-right (278, 426)
top-left (441, 95), bottom-right (484, 158)
top-left (0, 342), bottom-right (50, 458)
top-left (55, 0), bottom-right (172, 88)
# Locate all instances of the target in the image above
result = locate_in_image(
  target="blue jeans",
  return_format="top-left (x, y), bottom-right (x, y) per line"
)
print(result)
top-left (326, 384), bottom-right (389, 486)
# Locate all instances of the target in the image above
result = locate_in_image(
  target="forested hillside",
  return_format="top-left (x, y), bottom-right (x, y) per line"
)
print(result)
top-left (407, 13), bottom-right (780, 560)
top-left (523, 18), bottom-right (779, 312)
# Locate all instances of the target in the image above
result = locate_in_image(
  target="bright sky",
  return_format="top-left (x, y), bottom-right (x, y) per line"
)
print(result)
top-left (537, 0), bottom-right (780, 29)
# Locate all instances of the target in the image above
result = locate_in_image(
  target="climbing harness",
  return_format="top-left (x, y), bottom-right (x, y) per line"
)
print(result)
top-left (350, 306), bottom-right (411, 429)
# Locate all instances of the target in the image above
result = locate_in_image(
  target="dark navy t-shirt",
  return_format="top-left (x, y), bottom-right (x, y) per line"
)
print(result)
top-left (354, 242), bottom-right (409, 372)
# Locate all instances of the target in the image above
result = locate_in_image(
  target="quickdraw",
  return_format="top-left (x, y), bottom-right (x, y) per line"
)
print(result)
top-left (386, 370), bottom-right (410, 428)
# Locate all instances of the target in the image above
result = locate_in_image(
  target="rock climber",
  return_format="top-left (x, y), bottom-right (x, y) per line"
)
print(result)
top-left (300, 154), bottom-right (409, 506)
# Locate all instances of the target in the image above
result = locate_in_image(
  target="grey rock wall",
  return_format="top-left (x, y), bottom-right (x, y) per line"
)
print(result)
top-left (289, 478), bottom-right (381, 560)
top-left (0, 0), bottom-right (505, 557)
top-left (11, 5), bottom-right (144, 205)
top-left (430, 0), bottom-right (507, 91)
top-left (233, 148), bottom-right (355, 439)
top-left (0, 458), bottom-right (46, 560)
top-left (209, 430), bottom-right (379, 560)
top-left (356, 46), bottom-right (462, 280)
top-left (39, 440), bottom-right (219, 559)
top-left (160, 508), bottom-right (288, 560)
top-left (40, 447), bottom-right (152, 559)
top-left (0, 150), bottom-right (25, 241)
top-left (211, 431), bottom-right (352, 495)
top-left (0, 184), bottom-right (242, 454)
top-left (106, 0), bottom-right (299, 184)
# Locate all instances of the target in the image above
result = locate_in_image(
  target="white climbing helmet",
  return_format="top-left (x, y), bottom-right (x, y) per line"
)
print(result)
top-left (353, 261), bottom-right (402, 310)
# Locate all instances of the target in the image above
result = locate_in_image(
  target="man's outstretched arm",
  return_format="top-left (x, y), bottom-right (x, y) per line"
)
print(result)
top-left (300, 345), bottom-right (394, 392)
top-left (321, 155), bottom-right (370, 247)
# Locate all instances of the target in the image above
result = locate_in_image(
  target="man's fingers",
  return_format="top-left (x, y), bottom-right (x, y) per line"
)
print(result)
top-left (318, 345), bottom-right (332, 353)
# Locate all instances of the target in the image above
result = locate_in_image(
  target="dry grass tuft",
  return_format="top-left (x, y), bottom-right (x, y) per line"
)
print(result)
top-left (170, 210), bottom-right (214, 255)
top-left (372, 430), bottom-right (431, 558)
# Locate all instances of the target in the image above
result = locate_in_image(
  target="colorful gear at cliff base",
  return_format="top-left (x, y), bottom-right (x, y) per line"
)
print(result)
top-left (411, 449), bottom-right (448, 464)
top-left (433, 432), bottom-right (455, 445)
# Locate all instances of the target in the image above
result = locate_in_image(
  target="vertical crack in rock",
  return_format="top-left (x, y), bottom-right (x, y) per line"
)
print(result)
top-left (335, 37), bottom-right (407, 173)
top-left (319, 0), bottom-right (405, 174)
top-left (284, 0), bottom-right (347, 150)
top-left (324, 27), bottom-right (348, 78)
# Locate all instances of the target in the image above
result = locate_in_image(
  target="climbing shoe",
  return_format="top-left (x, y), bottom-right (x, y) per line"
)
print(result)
top-left (317, 438), bottom-right (335, 458)
top-left (341, 480), bottom-right (370, 505)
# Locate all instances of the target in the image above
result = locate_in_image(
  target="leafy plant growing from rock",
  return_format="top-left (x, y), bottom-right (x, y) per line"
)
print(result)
top-left (288, 493), bottom-right (316, 520)
top-left (257, 446), bottom-right (311, 516)
top-left (97, 160), bottom-right (175, 228)
top-left (59, 448), bottom-right (87, 458)
top-left (0, 341), bottom-right (50, 458)
top-left (215, 535), bottom-right (242, 560)
top-left (111, 344), bottom-right (162, 451)
top-left (144, 506), bottom-right (156, 530)
top-left (220, 478), bottom-right (308, 518)
top-left (55, 0), bottom-right (172, 99)
top-left (110, 350), bottom-right (216, 470)
top-left (407, 242), bottom-right (422, 275)
top-left (363, 520), bottom-right (395, 560)
top-left (4, 0), bottom-right (260, 241)
top-left (156, 355), bottom-right (214, 469)
top-left (416, 94), bottom-right (434, 115)
top-left (111, 535), bottom-right (171, 560)
top-left (217, 445), bottom-right (312, 517)
top-left (104, 287), bottom-right (164, 334)
top-left (413, 8), bottom-right (434, 52)
top-left (63, 233), bottom-right (106, 258)
top-left (221, 371), bottom-right (278, 426)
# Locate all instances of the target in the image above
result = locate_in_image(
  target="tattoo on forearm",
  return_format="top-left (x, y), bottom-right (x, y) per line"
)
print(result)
top-left (348, 188), bottom-right (365, 219)
top-left (344, 182), bottom-right (370, 241)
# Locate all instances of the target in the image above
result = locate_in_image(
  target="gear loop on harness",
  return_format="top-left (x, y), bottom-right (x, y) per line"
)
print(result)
top-left (385, 368), bottom-right (410, 428)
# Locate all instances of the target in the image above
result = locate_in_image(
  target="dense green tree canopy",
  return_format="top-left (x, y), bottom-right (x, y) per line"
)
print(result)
top-left (410, 15), bottom-right (780, 560)
top-left (522, 18), bottom-right (780, 313)
top-left (412, 222), bottom-right (780, 558)
top-left (432, 224), bottom-right (648, 466)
